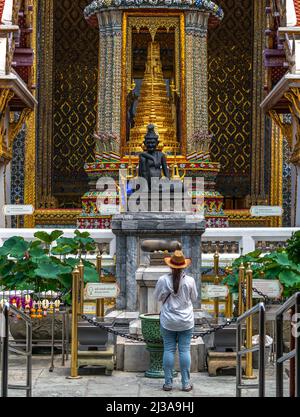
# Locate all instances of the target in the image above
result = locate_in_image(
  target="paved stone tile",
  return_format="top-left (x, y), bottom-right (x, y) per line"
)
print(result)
top-left (33, 387), bottom-right (87, 398)
top-left (1, 354), bottom-right (291, 398)
top-left (85, 379), bottom-right (139, 397)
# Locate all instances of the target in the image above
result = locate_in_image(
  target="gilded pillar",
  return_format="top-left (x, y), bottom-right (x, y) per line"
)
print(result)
top-left (269, 120), bottom-right (283, 227)
top-left (283, 88), bottom-right (300, 226)
top-left (97, 13), bottom-right (107, 135)
top-left (36, 0), bottom-right (55, 208)
top-left (24, 0), bottom-right (37, 228)
top-left (96, 10), bottom-right (122, 149)
top-left (251, 0), bottom-right (266, 201)
top-left (105, 13), bottom-right (113, 133)
top-left (185, 20), bottom-right (194, 147)
top-left (185, 11), bottom-right (209, 154)
top-left (111, 11), bottom-right (122, 136)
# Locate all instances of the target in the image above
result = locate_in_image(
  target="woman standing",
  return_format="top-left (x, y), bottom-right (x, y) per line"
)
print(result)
top-left (154, 250), bottom-right (198, 392)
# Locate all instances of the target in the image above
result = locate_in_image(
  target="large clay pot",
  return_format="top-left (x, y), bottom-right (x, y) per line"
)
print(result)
top-left (9, 313), bottom-right (70, 342)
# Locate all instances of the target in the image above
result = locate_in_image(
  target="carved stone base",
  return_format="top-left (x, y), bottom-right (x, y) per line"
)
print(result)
top-left (9, 314), bottom-right (70, 342)
top-left (207, 351), bottom-right (246, 376)
top-left (78, 346), bottom-right (115, 376)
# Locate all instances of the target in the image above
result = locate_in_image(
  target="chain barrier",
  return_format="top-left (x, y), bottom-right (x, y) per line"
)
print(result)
top-left (81, 284), bottom-right (283, 344)
top-left (81, 314), bottom-right (238, 344)
top-left (251, 287), bottom-right (283, 306)
top-left (6, 285), bottom-right (282, 350)
top-left (240, 281), bottom-right (283, 307)
top-left (7, 285), bottom-right (282, 345)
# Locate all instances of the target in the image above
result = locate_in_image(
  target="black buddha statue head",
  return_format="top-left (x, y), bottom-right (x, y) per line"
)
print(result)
top-left (144, 124), bottom-right (159, 153)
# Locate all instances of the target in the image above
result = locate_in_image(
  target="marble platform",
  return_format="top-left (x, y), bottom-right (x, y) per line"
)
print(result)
top-left (111, 211), bottom-right (206, 311)
top-left (116, 336), bottom-right (206, 373)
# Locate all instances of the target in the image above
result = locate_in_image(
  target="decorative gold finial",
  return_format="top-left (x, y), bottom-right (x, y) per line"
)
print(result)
top-left (127, 41), bottom-right (179, 154)
top-left (126, 142), bottom-right (136, 179)
top-left (170, 146), bottom-right (185, 181)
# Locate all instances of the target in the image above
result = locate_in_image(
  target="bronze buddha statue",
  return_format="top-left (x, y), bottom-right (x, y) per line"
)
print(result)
top-left (138, 124), bottom-right (169, 189)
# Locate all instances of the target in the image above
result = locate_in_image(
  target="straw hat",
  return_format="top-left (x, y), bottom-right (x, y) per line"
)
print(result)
top-left (164, 250), bottom-right (191, 269)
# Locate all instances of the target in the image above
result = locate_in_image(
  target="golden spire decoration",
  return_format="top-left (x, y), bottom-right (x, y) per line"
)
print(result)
top-left (127, 41), bottom-right (178, 154)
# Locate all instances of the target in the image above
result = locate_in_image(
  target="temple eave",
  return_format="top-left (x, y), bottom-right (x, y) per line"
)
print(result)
top-left (261, 73), bottom-right (300, 113)
top-left (84, 1), bottom-right (224, 27)
top-left (0, 72), bottom-right (37, 110)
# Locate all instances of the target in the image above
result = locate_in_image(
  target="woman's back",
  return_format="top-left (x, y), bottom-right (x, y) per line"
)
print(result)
top-left (154, 273), bottom-right (198, 332)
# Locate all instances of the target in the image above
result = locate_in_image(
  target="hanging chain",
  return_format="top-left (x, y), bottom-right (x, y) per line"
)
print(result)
top-left (192, 316), bottom-right (238, 339)
top-left (251, 287), bottom-right (283, 305)
top-left (81, 314), bottom-right (238, 344)
top-left (241, 281), bottom-right (247, 306)
top-left (240, 281), bottom-right (281, 307)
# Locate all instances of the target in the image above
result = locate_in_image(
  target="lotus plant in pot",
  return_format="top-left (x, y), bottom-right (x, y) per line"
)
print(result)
top-left (0, 230), bottom-right (99, 341)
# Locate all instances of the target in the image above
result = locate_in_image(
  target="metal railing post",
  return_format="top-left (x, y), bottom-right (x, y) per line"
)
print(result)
top-left (78, 259), bottom-right (84, 315)
top-left (1, 304), bottom-right (9, 397)
top-left (243, 264), bottom-right (255, 379)
top-left (213, 249), bottom-right (220, 320)
top-left (296, 293), bottom-right (300, 397)
top-left (290, 306), bottom-right (295, 397)
top-left (67, 266), bottom-right (82, 379)
top-left (226, 290), bottom-right (233, 319)
top-left (96, 249), bottom-right (104, 317)
top-left (276, 310), bottom-right (284, 397)
top-left (1, 303), bottom-right (32, 397)
top-left (225, 266), bottom-right (233, 319)
top-left (236, 302), bottom-right (265, 397)
top-left (275, 292), bottom-right (300, 397)
top-left (258, 302), bottom-right (265, 398)
top-left (26, 320), bottom-right (32, 397)
top-left (238, 262), bottom-right (245, 315)
top-left (236, 319), bottom-right (242, 397)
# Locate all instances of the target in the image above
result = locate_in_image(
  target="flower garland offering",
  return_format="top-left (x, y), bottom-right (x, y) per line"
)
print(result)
top-left (42, 299), bottom-right (50, 317)
top-left (31, 301), bottom-right (37, 319)
top-left (54, 299), bottom-right (61, 313)
top-left (36, 301), bottom-right (43, 319)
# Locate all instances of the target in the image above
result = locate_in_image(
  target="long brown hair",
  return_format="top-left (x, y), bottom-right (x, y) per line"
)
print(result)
top-left (171, 268), bottom-right (183, 294)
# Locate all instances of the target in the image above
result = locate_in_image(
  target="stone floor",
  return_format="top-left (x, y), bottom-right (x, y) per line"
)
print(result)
top-left (0, 353), bottom-right (290, 397)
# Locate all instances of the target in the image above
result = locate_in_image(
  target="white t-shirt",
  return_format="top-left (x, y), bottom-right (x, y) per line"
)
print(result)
top-left (154, 272), bottom-right (198, 331)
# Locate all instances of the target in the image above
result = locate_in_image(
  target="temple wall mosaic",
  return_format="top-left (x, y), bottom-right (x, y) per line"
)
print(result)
top-left (11, 126), bottom-right (26, 227)
top-left (185, 11), bottom-right (209, 153)
top-left (282, 137), bottom-right (292, 226)
top-left (264, 115), bottom-right (272, 199)
top-left (208, 0), bottom-right (253, 199)
top-left (52, 0), bottom-right (99, 208)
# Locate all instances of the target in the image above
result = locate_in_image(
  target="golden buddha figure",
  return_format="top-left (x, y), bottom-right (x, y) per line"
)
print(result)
top-left (127, 41), bottom-right (179, 154)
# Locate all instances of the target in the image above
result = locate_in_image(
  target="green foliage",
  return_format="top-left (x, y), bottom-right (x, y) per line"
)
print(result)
top-left (0, 236), bottom-right (29, 258)
top-left (222, 243), bottom-right (300, 298)
top-left (0, 230), bottom-right (99, 305)
top-left (34, 260), bottom-right (72, 280)
top-left (286, 231), bottom-right (300, 265)
top-left (33, 230), bottom-right (64, 245)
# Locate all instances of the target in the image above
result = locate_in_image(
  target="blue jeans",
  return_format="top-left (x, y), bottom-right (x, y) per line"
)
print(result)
top-left (160, 326), bottom-right (193, 389)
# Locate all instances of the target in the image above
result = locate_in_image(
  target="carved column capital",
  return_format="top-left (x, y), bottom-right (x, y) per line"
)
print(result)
top-left (269, 110), bottom-right (293, 150)
top-left (283, 88), bottom-right (300, 165)
top-left (185, 10), bottom-right (209, 37)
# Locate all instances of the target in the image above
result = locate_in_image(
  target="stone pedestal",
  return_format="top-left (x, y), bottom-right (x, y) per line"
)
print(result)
top-left (207, 351), bottom-right (246, 376)
top-left (116, 336), bottom-right (206, 373)
top-left (111, 211), bottom-right (205, 311)
top-left (78, 347), bottom-right (115, 376)
top-left (136, 265), bottom-right (169, 314)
